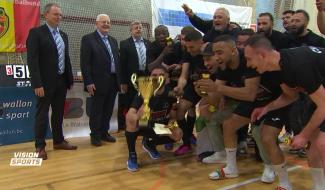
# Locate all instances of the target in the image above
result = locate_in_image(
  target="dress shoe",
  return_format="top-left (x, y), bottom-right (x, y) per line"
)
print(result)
top-left (101, 133), bottom-right (116, 143)
top-left (36, 147), bottom-right (48, 160)
top-left (91, 138), bottom-right (103, 146)
top-left (54, 140), bottom-right (77, 150)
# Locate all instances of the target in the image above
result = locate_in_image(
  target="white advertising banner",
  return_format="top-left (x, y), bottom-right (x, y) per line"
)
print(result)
top-left (152, 0), bottom-right (252, 38)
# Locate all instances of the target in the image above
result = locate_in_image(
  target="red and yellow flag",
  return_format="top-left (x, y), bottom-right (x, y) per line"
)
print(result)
top-left (0, 0), bottom-right (40, 52)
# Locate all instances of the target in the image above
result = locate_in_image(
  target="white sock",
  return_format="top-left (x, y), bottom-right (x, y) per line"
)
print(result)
top-left (310, 168), bottom-right (325, 190)
top-left (273, 162), bottom-right (291, 189)
top-left (224, 148), bottom-right (238, 174)
top-left (264, 164), bottom-right (274, 173)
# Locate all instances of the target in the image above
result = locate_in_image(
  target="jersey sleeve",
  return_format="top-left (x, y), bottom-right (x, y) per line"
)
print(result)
top-left (295, 63), bottom-right (323, 94)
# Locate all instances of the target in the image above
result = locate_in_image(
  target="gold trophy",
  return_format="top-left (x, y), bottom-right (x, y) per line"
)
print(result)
top-left (131, 74), bottom-right (164, 126)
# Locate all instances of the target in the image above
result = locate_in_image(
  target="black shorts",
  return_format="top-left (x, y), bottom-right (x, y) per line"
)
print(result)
top-left (182, 82), bottom-right (201, 106)
top-left (234, 101), bottom-right (290, 129)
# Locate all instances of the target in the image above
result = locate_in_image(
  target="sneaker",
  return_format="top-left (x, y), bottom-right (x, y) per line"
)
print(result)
top-left (164, 143), bottom-right (174, 150)
top-left (174, 144), bottom-right (192, 156)
top-left (127, 152), bottom-right (138, 172)
top-left (202, 151), bottom-right (227, 164)
top-left (260, 165), bottom-right (275, 183)
top-left (142, 138), bottom-right (161, 159)
top-left (197, 151), bottom-right (215, 162)
top-left (209, 168), bottom-right (238, 180)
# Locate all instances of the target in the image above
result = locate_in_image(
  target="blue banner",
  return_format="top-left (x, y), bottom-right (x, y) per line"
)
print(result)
top-left (0, 87), bottom-right (51, 145)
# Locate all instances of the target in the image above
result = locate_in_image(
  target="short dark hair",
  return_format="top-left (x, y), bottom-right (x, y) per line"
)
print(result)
top-left (154, 25), bottom-right (169, 35)
top-left (181, 26), bottom-right (195, 36)
top-left (184, 29), bottom-right (202, 42)
top-left (44, 3), bottom-right (60, 14)
top-left (259, 12), bottom-right (274, 23)
top-left (282, 10), bottom-right (295, 15)
top-left (151, 65), bottom-right (168, 74)
top-left (237, 28), bottom-right (255, 37)
top-left (230, 22), bottom-right (242, 30)
top-left (245, 34), bottom-right (273, 51)
top-left (213, 34), bottom-right (235, 45)
top-left (295, 9), bottom-right (310, 22)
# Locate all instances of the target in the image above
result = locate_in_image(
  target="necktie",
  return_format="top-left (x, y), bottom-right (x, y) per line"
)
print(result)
top-left (137, 39), bottom-right (146, 71)
top-left (103, 36), bottom-right (115, 73)
top-left (53, 30), bottom-right (65, 74)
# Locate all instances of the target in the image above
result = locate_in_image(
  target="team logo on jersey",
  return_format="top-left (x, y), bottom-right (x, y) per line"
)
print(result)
top-left (0, 7), bottom-right (9, 39)
top-left (309, 46), bottom-right (322, 54)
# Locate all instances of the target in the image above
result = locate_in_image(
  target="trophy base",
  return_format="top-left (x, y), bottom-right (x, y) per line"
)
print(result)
top-left (138, 119), bottom-right (148, 127)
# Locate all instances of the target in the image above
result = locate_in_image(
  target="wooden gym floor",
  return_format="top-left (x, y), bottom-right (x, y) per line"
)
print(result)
top-left (0, 132), bottom-right (312, 190)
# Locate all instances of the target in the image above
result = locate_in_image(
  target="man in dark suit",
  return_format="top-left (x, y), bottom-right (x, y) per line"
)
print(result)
top-left (118, 21), bottom-right (150, 131)
top-left (80, 14), bottom-right (120, 146)
top-left (26, 3), bottom-right (77, 160)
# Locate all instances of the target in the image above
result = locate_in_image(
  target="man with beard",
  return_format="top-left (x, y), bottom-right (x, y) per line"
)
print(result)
top-left (281, 10), bottom-right (295, 34)
top-left (257, 12), bottom-right (292, 50)
top-left (181, 4), bottom-right (240, 42)
top-left (245, 34), bottom-right (325, 190)
top-left (286, 10), bottom-right (325, 157)
top-left (196, 35), bottom-right (276, 184)
top-left (125, 66), bottom-right (182, 172)
top-left (290, 9), bottom-right (325, 47)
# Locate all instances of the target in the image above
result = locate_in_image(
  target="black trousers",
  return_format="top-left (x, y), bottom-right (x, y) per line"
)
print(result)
top-left (34, 76), bottom-right (67, 148)
top-left (117, 85), bottom-right (137, 130)
top-left (89, 75), bottom-right (118, 139)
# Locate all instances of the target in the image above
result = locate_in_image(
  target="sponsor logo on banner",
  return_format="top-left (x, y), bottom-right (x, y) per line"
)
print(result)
top-left (10, 152), bottom-right (42, 166)
top-left (0, 7), bottom-right (9, 39)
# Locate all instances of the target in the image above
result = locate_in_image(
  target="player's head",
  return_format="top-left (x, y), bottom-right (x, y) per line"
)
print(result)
top-left (236, 28), bottom-right (255, 50)
top-left (150, 65), bottom-right (169, 85)
top-left (154, 25), bottom-right (169, 48)
top-left (180, 26), bottom-right (195, 47)
top-left (244, 34), bottom-right (274, 73)
top-left (212, 34), bottom-right (237, 71)
top-left (290, 9), bottom-right (309, 36)
top-left (257, 12), bottom-right (274, 36)
top-left (201, 42), bottom-right (217, 74)
top-left (184, 29), bottom-right (203, 56)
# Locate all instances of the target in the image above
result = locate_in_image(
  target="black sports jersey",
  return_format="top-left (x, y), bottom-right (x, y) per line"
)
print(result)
top-left (254, 71), bottom-right (282, 107)
top-left (215, 51), bottom-right (259, 88)
top-left (130, 84), bottom-right (177, 125)
top-left (267, 30), bottom-right (293, 50)
top-left (181, 52), bottom-right (206, 77)
top-left (280, 46), bottom-right (325, 94)
top-left (290, 30), bottom-right (325, 48)
top-left (163, 42), bottom-right (184, 65)
top-left (146, 41), bottom-right (163, 64)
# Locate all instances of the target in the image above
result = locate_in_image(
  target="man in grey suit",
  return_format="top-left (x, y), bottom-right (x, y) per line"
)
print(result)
top-left (80, 14), bottom-right (120, 146)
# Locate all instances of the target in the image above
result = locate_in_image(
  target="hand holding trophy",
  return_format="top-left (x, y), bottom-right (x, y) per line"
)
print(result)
top-left (131, 73), bottom-right (164, 126)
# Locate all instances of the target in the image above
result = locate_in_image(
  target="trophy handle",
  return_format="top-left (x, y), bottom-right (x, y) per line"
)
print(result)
top-left (131, 74), bottom-right (139, 95)
top-left (153, 75), bottom-right (164, 96)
